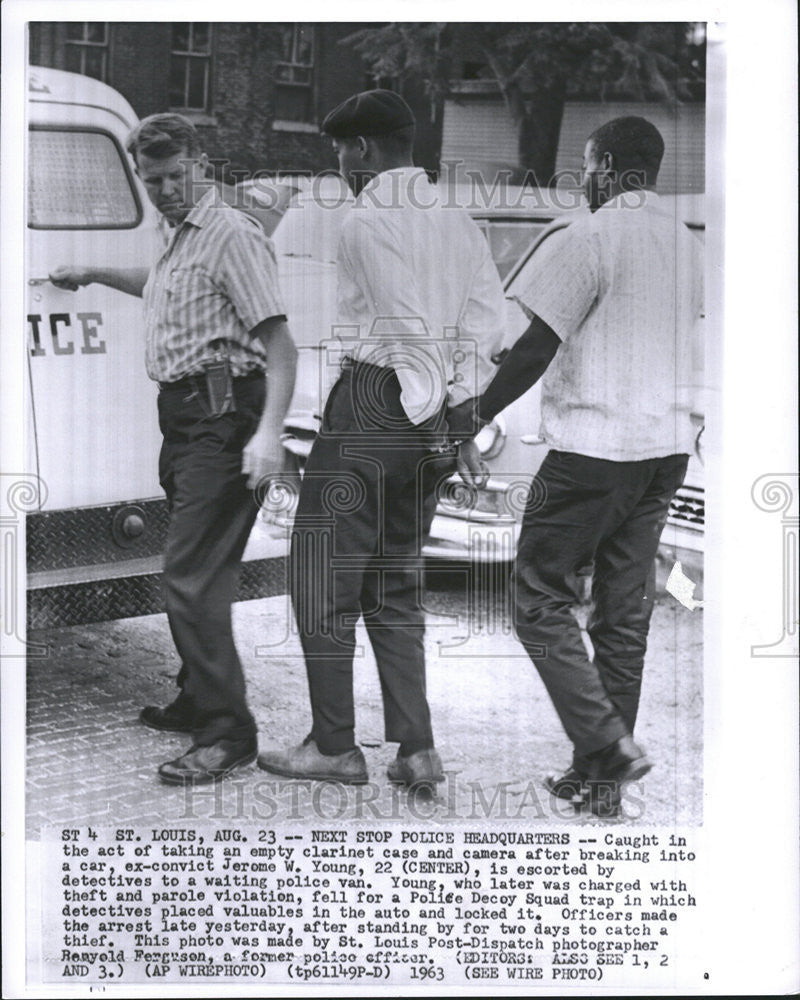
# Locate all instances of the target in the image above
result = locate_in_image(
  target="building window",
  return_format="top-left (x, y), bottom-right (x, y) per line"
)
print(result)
top-left (274, 24), bottom-right (315, 122)
top-left (169, 23), bottom-right (212, 110)
top-left (64, 22), bottom-right (108, 82)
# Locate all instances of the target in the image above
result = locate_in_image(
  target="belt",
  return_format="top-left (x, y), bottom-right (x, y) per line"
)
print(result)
top-left (158, 369), bottom-right (264, 391)
top-left (340, 355), bottom-right (395, 377)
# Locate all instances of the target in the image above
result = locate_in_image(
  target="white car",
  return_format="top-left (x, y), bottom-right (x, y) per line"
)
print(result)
top-left (262, 181), bottom-right (706, 573)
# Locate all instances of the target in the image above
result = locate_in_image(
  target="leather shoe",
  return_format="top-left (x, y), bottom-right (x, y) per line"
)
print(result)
top-left (582, 735), bottom-right (652, 818)
top-left (387, 748), bottom-right (444, 790)
top-left (158, 736), bottom-right (257, 785)
top-left (587, 734), bottom-right (652, 784)
top-left (544, 757), bottom-right (590, 802)
top-left (140, 701), bottom-right (193, 733)
top-left (257, 738), bottom-right (368, 784)
top-left (583, 781), bottom-right (623, 818)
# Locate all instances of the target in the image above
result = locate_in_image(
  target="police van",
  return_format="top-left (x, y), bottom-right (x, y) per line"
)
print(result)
top-left (25, 67), bottom-right (297, 627)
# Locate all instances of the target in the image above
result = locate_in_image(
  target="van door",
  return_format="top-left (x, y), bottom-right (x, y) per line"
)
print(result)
top-left (26, 107), bottom-right (163, 511)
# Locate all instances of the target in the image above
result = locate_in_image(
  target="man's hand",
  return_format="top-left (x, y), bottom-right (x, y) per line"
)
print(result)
top-left (242, 426), bottom-right (286, 491)
top-left (49, 265), bottom-right (93, 291)
top-left (446, 397), bottom-right (488, 441)
top-left (455, 439), bottom-right (489, 489)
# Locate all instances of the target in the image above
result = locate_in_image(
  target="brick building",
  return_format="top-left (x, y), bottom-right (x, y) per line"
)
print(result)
top-left (28, 22), bottom-right (441, 177)
top-left (28, 21), bottom-right (703, 188)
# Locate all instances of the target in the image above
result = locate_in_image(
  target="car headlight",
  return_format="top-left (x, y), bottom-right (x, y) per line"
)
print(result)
top-left (436, 475), bottom-right (517, 522)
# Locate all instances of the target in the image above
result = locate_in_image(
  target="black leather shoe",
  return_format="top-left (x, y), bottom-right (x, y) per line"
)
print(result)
top-left (544, 762), bottom-right (589, 802)
top-left (587, 734), bottom-right (652, 784)
top-left (140, 701), bottom-right (193, 733)
top-left (387, 748), bottom-right (444, 791)
top-left (158, 736), bottom-right (257, 785)
top-left (582, 735), bottom-right (652, 818)
top-left (583, 780), bottom-right (623, 818)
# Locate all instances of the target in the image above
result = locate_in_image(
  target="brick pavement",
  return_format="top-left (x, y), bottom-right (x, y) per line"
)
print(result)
top-left (25, 591), bottom-right (703, 837)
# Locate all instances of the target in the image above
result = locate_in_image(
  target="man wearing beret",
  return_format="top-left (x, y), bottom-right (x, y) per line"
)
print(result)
top-left (258, 90), bottom-right (506, 790)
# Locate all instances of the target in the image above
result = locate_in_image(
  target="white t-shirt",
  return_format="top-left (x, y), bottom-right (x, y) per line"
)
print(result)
top-left (519, 190), bottom-right (704, 461)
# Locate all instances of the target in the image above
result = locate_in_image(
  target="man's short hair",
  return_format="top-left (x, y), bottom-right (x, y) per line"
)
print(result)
top-left (588, 116), bottom-right (665, 182)
top-left (126, 112), bottom-right (200, 165)
top-left (369, 124), bottom-right (415, 158)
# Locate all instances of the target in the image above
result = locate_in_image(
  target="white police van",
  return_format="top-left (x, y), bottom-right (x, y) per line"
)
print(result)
top-left (27, 67), bottom-right (162, 510)
top-left (25, 68), bottom-right (300, 626)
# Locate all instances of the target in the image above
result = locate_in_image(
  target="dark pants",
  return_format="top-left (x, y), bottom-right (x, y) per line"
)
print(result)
top-left (290, 363), bottom-right (451, 755)
top-left (513, 449), bottom-right (688, 757)
top-left (157, 374), bottom-right (265, 745)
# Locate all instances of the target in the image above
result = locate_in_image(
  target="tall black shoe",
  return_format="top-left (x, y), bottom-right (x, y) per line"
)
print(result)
top-left (544, 754), bottom-right (590, 801)
top-left (583, 735), bottom-right (652, 818)
top-left (140, 700), bottom-right (193, 733)
top-left (158, 736), bottom-right (258, 785)
top-left (587, 734), bottom-right (652, 784)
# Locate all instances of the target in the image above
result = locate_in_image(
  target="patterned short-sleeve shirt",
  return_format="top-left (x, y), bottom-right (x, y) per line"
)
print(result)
top-left (143, 187), bottom-right (286, 382)
top-left (518, 191), bottom-right (704, 461)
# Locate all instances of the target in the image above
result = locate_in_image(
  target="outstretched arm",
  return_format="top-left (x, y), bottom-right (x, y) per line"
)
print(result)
top-left (49, 265), bottom-right (150, 298)
top-left (447, 315), bottom-right (561, 438)
top-left (478, 314), bottom-right (561, 421)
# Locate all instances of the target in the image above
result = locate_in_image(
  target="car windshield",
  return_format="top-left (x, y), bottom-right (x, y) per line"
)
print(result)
top-left (474, 218), bottom-right (555, 279)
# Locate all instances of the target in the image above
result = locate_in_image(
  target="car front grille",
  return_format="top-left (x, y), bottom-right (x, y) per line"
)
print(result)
top-left (667, 485), bottom-right (705, 530)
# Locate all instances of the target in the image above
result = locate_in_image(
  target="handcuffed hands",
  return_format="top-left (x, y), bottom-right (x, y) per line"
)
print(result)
top-left (455, 438), bottom-right (489, 489)
top-left (445, 397), bottom-right (489, 441)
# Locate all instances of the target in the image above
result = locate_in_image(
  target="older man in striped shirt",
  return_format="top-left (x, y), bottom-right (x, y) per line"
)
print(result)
top-left (50, 113), bottom-right (297, 785)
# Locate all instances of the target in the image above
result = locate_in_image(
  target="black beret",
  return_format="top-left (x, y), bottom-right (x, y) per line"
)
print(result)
top-left (321, 89), bottom-right (415, 138)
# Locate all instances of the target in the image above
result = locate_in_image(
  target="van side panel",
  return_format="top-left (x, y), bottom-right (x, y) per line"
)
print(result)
top-left (27, 99), bottom-right (163, 511)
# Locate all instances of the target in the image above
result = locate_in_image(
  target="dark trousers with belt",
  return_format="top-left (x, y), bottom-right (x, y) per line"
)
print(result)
top-left (513, 449), bottom-right (688, 757)
top-left (157, 374), bottom-right (265, 745)
top-left (290, 362), bottom-right (450, 756)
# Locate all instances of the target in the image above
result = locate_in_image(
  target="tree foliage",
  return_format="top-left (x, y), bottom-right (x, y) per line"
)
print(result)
top-left (344, 22), bottom-right (705, 181)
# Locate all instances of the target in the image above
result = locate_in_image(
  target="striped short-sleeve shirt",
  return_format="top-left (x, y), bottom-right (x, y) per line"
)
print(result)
top-left (143, 187), bottom-right (286, 382)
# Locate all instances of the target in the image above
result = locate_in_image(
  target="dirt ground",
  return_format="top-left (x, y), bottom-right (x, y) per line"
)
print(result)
top-left (26, 583), bottom-right (702, 836)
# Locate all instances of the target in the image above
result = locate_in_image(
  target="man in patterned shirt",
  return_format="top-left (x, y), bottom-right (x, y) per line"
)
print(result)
top-left (50, 113), bottom-right (297, 785)
top-left (449, 116), bottom-right (704, 815)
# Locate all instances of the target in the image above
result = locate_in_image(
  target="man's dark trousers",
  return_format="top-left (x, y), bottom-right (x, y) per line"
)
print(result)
top-left (290, 362), bottom-right (450, 756)
top-left (157, 375), bottom-right (265, 746)
top-left (513, 449), bottom-right (689, 757)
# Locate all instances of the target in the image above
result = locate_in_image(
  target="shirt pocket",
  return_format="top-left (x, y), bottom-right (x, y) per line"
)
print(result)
top-left (165, 266), bottom-right (215, 328)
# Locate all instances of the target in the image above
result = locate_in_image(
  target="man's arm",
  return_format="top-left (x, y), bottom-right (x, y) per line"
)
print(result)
top-left (448, 223), bottom-right (598, 439)
top-left (446, 315), bottom-right (561, 438)
top-left (49, 265), bottom-right (150, 298)
top-left (478, 315), bottom-right (561, 421)
top-left (241, 317), bottom-right (298, 490)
